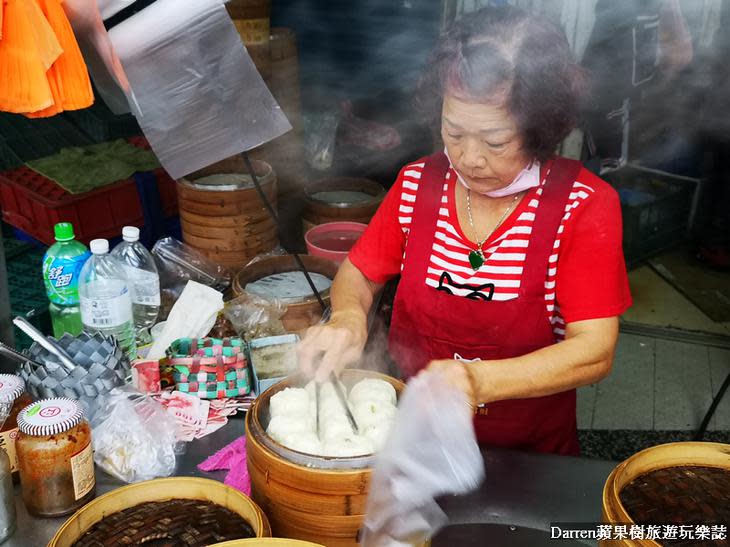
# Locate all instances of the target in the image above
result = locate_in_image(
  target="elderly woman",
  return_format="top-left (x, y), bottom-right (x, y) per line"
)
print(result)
top-left (298, 6), bottom-right (631, 455)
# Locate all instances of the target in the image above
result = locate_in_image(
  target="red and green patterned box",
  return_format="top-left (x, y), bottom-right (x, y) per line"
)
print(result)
top-left (166, 337), bottom-right (250, 399)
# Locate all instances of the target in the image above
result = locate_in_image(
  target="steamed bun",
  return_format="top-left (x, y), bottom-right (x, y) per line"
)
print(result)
top-left (321, 413), bottom-right (355, 442)
top-left (282, 433), bottom-right (324, 456)
top-left (352, 401), bottom-right (397, 430)
top-left (362, 425), bottom-right (390, 451)
top-left (266, 414), bottom-right (315, 444)
top-left (349, 379), bottom-right (396, 406)
top-left (322, 435), bottom-right (374, 457)
top-left (270, 388), bottom-right (311, 418)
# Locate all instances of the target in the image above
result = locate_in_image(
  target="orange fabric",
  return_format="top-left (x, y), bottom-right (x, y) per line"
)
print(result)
top-left (0, 0), bottom-right (54, 113)
top-left (22, 0), bottom-right (62, 69)
top-left (26, 0), bottom-right (93, 117)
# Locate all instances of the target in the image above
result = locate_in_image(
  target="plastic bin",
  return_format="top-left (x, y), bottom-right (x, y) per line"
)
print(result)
top-left (0, 166), bottom-right (178, 246)
top-left (603, 164), bottom-right (700, 267)
top-left (3, 239), bottom-right (51, 349)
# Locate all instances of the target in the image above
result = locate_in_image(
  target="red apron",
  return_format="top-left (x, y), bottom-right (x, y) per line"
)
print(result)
top-left (388, 152), bottom-right (582, 456)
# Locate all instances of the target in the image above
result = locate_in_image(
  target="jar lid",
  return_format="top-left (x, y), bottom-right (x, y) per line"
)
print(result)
top-left (17, 398), bottom-right (84, 436)
top-left (0, 374), bottom-right (25, 403)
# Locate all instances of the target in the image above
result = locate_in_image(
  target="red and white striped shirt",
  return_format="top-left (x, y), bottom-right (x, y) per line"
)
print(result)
top-left (349, 158), bottom-right (632, 340)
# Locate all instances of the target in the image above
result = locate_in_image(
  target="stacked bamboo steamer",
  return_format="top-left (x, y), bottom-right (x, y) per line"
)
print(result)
top-left (302, 177), bottom-right (386, 233)
top-left (245, 370), bottom-right (405, 547)
top-left (49, 478), bottom-right (271, 546)
top-left (177, 156), bottom-right (278, 270)
top-left (601, 442), bottom-right (730, 546)
top-left (227, 0), bottom-right (272, 79)
top-left (250, 27), bottom-right (307, 198)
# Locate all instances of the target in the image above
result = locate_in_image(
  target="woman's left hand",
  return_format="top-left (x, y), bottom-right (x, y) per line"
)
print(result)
top-left (424, 359), bottom-right (477, 407)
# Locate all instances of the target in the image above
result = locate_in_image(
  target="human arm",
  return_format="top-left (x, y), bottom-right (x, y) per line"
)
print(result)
top-left (428, 316), bottom-right (618, 404)
top-left (297, 258), bottom-right (383, 381)
top-left (297, 165), bottom-right (413, 380)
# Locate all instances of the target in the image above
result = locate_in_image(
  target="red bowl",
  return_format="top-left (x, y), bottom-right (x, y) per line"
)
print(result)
top-left (304, 221), bottom-right (368, 265)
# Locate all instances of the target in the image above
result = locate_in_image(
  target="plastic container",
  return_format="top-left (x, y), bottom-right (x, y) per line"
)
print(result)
top-left (16, 398), bottom-right (96, 517)
top-left (42, 223), bottom-right (90, 338)
top-left (0, 375), bottom-right (34, 475)
top-left (0, 164), bottom-right (177, 247)
top-left (603, 164), bottom-right (700, 267)
top-left (304, 221), bottom-right (367, 265)
top-left (78, 239), bottom-right (137, 361)
top-left (111, 226), bottom-right (161, 344)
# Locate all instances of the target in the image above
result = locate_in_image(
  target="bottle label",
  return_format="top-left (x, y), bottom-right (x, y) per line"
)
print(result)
top-left (0, 428), bottom-right (19, 472)
top-left (123, 267), bottom-right (161, 306)
top-left (71, 442), bottom-right (95, 500)
top-left (80, 289), bottom-right (133, 328)
top-left (43, 253), bottom-right (91, 305)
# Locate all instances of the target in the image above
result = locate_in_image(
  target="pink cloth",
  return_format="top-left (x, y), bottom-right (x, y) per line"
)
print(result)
top-left (197, 436), bottom-right (251, 496)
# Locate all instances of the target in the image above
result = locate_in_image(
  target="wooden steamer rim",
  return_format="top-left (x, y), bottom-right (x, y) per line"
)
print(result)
top-left (49, 477), bottom-right (271, 547)
top-left (213, 540), bottom-right (324, 547)
top-left (601, 441), bottom-right (730, 547)
top-left (303, 177), bottom-right (385, 210)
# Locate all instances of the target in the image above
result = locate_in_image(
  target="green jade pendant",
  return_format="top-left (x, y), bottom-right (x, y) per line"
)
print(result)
top-left (468, 249), bottom-right (485, 270)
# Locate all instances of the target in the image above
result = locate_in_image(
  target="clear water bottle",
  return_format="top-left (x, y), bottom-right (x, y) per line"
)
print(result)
top-left (111, 226), bottom-right (161, 345)
top-left (78, 239), bottom-right (137, 361)
top-left (42, 223), bottom-right (90, 337)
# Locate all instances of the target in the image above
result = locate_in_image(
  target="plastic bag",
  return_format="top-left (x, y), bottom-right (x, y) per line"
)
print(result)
top-left (152, 237), bottom-right (230, 320)
top-left (304, 111), bottom-right (340, 170)
top-left (242, 246), bottom-right (288, 268)
top-left (223, 291), bottom-right (287, 341)
top-left (90, 385), bottom-right (180, 483)
top-left (360, 370), bottom-right (485, 547)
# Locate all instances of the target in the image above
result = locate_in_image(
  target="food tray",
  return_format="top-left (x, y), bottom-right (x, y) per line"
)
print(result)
top-left (248, 334), bottom-right (299, 395)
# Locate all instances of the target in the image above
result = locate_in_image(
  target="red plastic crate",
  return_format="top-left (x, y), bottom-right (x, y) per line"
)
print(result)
top-left (0, 166), bottom-right (178, 246)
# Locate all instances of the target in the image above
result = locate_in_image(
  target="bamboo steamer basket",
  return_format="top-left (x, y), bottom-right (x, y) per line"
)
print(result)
top-left (177, 157), bottom-right (278, 270)
top-left (49, 477), bottom-right (271, 547)
top-left (601, 442), bottom-right (730, 546)
top-left (302, 178), bottom-right (386, 233)
top-left (213, 540), bottom-right (324, 546)
top-left (232, 255), bottom-right (338, 333)
top-left (246, 370), bottom-right (405, 547)
top-left (227, 0), bottom-right (271, 79)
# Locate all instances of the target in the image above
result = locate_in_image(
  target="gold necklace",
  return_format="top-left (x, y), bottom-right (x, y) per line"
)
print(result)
top-left (465, 189), bottom-right (522, 270)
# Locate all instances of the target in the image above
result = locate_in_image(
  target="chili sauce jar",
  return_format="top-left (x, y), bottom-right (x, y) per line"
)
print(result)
top-left (16, 398), bottom-right (95, 517)
top-left (0, 374), bottom-right (33, 475)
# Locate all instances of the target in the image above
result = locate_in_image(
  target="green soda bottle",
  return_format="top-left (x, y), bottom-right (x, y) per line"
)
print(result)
top-left (42, 223), bottom-right (91, 337)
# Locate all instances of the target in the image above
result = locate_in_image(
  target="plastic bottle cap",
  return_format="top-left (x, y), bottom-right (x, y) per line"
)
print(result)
top-left (54, 222), bottom-right (75, 242)
top-left (90, 239), bottom-right (109, 254)
top-left (17, 398), bottom-right (84, 436)
top-left (122, 226), bottom-right (140, 242)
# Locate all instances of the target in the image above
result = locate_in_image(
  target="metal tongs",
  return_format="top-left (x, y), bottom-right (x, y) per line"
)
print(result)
top-left (330, 371), bottom-right (360, 435)
top-left (12, 316), bottom-right (77, 373)
top-left (314, 369), bottom-right (360, 437)
top-left (0, 340), bottom-right (44, 369)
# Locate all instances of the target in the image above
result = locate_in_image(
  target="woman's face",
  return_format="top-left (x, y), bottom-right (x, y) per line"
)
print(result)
top-left (441, 94), bottom-right (532, 195)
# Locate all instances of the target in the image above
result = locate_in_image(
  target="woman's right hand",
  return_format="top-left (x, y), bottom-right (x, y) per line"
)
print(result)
top-left (297, 309), bottom-right (368, 382)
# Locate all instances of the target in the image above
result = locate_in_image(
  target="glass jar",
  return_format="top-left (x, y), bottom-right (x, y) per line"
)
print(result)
top-left (0, 449), bottom-right (16, 542)
top-left (16, 398), bottom-right (96, 517)
top-left (0, 374), bottom-right (33, 475)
